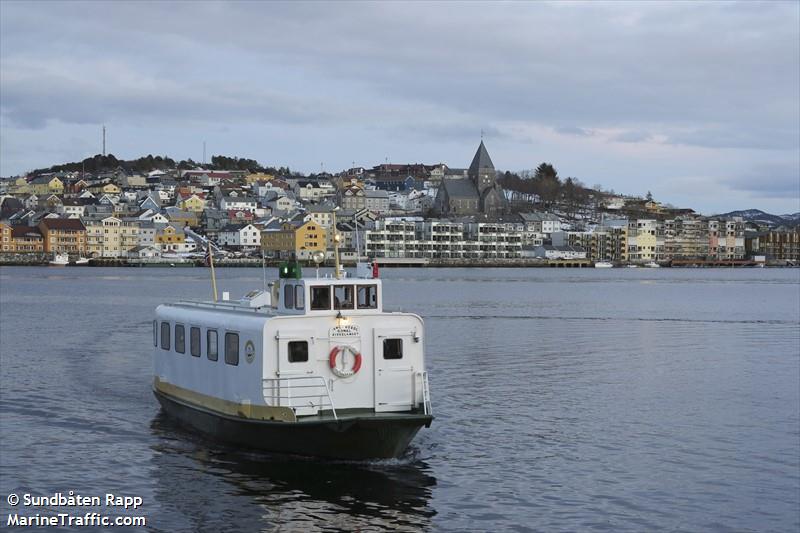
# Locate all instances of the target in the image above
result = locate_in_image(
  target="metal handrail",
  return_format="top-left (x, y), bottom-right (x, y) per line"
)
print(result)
top-left (416, 371), bottom-right (432, 415)
top-left (262, 375), bottom-right (338, 420)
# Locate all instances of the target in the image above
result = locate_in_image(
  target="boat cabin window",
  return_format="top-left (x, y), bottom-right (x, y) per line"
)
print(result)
top-left (190, 327), bottom-right (201, 357)
top-left (288, 341), bottom-right (309, 363)
top-left (295, 286), bottom-right (304, 310)
top-left (160, 321), bottom-right (170, 351)
top-left (357, 285), bottom-right (378, 309)
top-left (225, 332), bottom-right (239, 366)
top-left (207, 329), bottom-right (218, 361)
top-left (284, 283), bottom-right (294, 309)
top-left (175, 324), bottom-right (185, 354)
top-left (334, 285), bottom-right (354, 310)
top-left (152, 320), bottom-right (157, 346)
top-left (310, 286), bottom-right (331, 310)
top-left (383, 338), bottom-right (403, 360)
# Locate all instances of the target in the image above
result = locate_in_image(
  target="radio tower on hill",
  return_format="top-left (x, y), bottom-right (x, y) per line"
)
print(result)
top-left (102, 125), bottom-right (106, 156)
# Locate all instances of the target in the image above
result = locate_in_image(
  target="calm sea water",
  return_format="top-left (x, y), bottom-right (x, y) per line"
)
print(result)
top-left (1, 266), bottom-right (798, 532)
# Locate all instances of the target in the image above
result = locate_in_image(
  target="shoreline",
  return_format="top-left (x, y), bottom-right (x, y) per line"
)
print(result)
top-left (1, 258), bottom-right (794, 269)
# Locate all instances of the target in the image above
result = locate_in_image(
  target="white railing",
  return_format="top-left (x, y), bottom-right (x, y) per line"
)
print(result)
top-left (262, 375), bottom-right (337, 420)
top-left (416, 371), bottom-right (432, 415)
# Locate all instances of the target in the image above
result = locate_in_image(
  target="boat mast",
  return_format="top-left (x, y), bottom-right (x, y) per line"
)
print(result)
top-left (332, 208), bottom-right (341, 279)
top-left (185, 226), bottom-right (218, 301)
top-left (208, 244), bottom-right (218, 302)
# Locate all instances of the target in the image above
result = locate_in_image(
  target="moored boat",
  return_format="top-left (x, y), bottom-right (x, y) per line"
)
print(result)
top-left (49, 252), bottom-right (69, 266)
top-left (594, 261), bottom-right (613, 268)
top-left (152, 261), bottom-right (433, 459)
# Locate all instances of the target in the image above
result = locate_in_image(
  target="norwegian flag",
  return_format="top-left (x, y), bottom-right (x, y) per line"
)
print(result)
top-left (205, 244), bottom-right (213, 267)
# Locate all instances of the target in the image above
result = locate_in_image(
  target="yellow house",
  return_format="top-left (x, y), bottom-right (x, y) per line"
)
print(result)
top-left (10, 177), bottom-right (31, 194)
top-left (30, 176), bottom-right (64, 196)
top-left (261, 220), bottom-right (326, 257)
top-left (245, 172), bottom-right (275, 184)
top-left (88, 182), bottom-right (122, 195)
top-left (179, 194), bottom-right (207, 213)
top-left (156, 225), bottom-right (186, 246)
top-left (644, 201), bottom-right (665, 215)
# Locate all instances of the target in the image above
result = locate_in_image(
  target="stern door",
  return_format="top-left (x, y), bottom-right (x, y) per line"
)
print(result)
top-left (275, 330), bottom-right (318, 416)
top-left (373, 329), bottom-right (416, 412)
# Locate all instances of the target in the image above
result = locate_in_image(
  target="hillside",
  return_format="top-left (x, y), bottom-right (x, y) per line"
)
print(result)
top-left (713, 209), bottom-right (800, 228)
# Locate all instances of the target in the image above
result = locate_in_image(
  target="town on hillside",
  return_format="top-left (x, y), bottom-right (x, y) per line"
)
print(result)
top-left (0, 142), bottom-right (797, 267)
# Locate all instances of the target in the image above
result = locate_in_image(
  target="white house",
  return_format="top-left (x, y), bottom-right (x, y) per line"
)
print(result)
top-left (217, 223), bottom-right (261, 248)
top-left (220, 195), bottom-right (258, 212)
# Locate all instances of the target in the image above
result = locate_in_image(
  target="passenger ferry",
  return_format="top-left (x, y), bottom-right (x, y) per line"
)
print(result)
top-left (152, 260), bottom-right (433, 459)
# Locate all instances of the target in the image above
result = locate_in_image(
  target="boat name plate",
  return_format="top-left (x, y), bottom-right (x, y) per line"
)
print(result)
top-left (329, 325), bottom-right (360, 338)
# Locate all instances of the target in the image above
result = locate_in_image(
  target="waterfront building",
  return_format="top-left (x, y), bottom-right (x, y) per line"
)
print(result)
top-left (0, 222), bottom-right (10, 252)
top-left (84, 215), bottom-right (142, 258)
top-left (565, 224), bottom-right (628, 263)
top-left (38, 218), bottom-right (87, 255)
top-left (364, 217), bottom-right (522, 260)
top-left (217, 223), bottom-right (261, 249)
top-left (760, 228), bottom-right (799, 262)
top-left (664, 217), bottom-right (709, 259)
top-left (465, 221), bottom-right (523, 258)
top-left (155, 224), bottom-right (187, 252)
top-left (365, 218), bottom-right (423, 259)
top-left (261, 220), bottom-right (327, 259)
top-left (718, 218), bottom-right (746, 260)
top-left (0, 222), bottom-right (44, 254)
top-left (627, 219), bottom-right (663, 262)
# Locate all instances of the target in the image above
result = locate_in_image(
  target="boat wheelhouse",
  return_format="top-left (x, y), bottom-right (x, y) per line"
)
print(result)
top-left (153, 263), bottom-right (432, 459)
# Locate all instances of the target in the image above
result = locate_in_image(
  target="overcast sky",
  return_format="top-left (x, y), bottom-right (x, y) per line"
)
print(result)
top-left (1, 1), bottom-right (798, 214)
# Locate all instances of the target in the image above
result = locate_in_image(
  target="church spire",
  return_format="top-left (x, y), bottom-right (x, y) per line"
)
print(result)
top-left (469, 140), bottom-right (495, 175)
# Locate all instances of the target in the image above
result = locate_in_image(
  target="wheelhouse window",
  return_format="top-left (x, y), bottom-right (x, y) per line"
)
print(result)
top-left (310, 286), bottom-right (331, 310)
top-left (284, 283), bottom-right (294, 309)
top-left (383, 338), bottom-right (403, 359)
top-left (160, 321), bottom-right (170, 351)
top-left (225, 332), bottom-right (239, 366)
top-left (357, 285), bottom-right (378, 309)
top-left (207, 329), bottom-right (218, 361)
top-left (175, 324), bottom-right (185, 354)
top-left (190, 327), bottom-right (201, 357)
top-left (153, 320), bottom-right (157, 346)
top-left (295, 285), bottom-right (305, 310)
top-left (288, 341), bottom-right (308, 363)
top-left (333, 285), bottom-right (354, 310)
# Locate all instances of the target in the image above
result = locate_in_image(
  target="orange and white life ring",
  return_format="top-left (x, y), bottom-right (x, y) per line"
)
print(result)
top-left (329, 345), bottom-right (362, 378)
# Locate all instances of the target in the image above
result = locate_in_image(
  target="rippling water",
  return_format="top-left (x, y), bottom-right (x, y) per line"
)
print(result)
top-left (1, 266), bottom-right (798, 532)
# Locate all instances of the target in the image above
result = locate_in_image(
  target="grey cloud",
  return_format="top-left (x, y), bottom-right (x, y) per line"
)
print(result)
top-left (555, 126), bottom-right (595, 137)
top-left (666, 127), bottom-right (800, 151)
top-left (723, 163), bottom-right (800, 198)
top-left (3, 2), bottom-right (797, 144)
top-left (613, 130), bottom-right (653, 143)
top-left (1, 1), bottom-right (799, 213)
